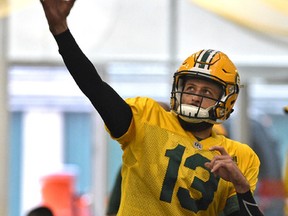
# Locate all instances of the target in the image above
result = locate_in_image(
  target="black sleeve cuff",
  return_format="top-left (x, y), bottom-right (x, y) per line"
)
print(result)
top-left (237, 190), bottom-right (255, 202)
top-left (237, 190), bottom-right (264, 216)
top-left (53, 29), bottom-right (77, 52)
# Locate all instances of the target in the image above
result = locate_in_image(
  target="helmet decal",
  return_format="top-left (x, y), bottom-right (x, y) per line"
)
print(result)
top-left (194, 49), bottom-right (218, 70)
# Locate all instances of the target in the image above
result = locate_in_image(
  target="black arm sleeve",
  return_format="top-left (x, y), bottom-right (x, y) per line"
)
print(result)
top-left (227, 190), bottom-right (264, 216)
top-left (54, 30), bottom-right (132, 138)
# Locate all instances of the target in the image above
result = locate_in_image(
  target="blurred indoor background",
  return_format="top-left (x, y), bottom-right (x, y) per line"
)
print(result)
top-left (1, 0), bottom-right (288, 215)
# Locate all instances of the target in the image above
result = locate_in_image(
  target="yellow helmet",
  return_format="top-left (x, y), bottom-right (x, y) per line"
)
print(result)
top-left (170, 49), bottom-right (240, 124)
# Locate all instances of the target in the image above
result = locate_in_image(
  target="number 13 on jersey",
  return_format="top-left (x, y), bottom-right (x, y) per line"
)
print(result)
top-left (160, 144), bottom-right (220, 213)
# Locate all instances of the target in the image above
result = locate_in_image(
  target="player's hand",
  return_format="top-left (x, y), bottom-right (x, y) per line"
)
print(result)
top-left (40, 0), bottom-right (76, 35)
top-left (204, 146), bottom-right (250, 193)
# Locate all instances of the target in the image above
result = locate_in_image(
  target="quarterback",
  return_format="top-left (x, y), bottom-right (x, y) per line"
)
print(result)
top-left (40, 0), bottom-right (264, 215)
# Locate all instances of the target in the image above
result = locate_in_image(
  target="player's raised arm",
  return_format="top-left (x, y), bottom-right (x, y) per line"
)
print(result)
top-left (39, 0), bottom-right (132, 138)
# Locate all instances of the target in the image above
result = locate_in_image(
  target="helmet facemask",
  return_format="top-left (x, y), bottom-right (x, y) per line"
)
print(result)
top-left (171, 73), bottom-right (226, 124)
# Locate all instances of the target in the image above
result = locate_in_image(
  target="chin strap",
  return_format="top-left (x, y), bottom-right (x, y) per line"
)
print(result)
top-left (177, 104), bottom-right (210, 117)
top-left (176, 104), bottom-right (217, 124)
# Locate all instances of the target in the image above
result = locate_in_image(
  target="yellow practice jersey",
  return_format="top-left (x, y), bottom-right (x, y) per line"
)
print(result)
top-left (108, 97), bottom-right (260, 216)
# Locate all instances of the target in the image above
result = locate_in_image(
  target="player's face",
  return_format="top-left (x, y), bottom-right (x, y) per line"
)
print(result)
top-left (181, 79), bottom-right (222, 109)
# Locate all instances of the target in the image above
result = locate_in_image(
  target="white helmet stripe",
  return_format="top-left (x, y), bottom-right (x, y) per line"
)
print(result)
top-left (194, 49), bottom-right (218, 70)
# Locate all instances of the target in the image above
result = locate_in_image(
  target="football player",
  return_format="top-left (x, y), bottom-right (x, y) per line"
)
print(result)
top-left (40, 0), bottom-right (264, 215)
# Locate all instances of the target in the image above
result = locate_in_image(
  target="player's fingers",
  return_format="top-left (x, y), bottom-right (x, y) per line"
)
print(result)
top-left (210, 159), bottom-right (229, 173)
top-left (210, 157), bottom-right (235, 172)
top-left (209, 154), bottom-right (231, 168)
top-left (204, 162), bottom-right (212, 169)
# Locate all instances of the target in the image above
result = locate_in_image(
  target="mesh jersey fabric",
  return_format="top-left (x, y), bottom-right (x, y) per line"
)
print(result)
top-left (107, 97), bottom-right (260, 216)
